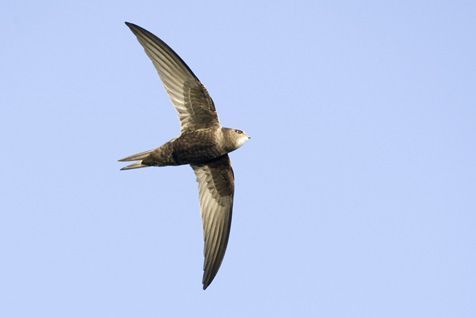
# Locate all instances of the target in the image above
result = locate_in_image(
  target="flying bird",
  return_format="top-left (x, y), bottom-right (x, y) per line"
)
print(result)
top-left (119, 22), bottom-right (250, 289)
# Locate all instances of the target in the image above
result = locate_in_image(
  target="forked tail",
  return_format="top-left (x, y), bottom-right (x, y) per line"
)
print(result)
top-left (118, 149), bottom-right (153, 170)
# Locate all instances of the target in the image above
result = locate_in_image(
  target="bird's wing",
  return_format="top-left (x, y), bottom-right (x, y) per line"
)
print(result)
top-left (126, 22), bottom-right (220, 132)
top-left (191, 155), bottom-right (234, 289)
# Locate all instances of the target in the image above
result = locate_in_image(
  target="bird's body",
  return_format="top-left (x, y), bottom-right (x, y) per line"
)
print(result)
top-left (119, 22), bottom-right (249, 289)
top-left (121, 127), bottom-right (249, 168)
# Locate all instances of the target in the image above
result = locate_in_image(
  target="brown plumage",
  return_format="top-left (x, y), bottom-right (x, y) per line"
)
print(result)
top-left (119, 22), bottom-right (250, 289)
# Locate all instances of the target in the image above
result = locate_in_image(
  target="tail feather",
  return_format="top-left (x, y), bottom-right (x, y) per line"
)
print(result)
top-left (118, 149), bottom-right (153, 162)
top-left (120, 161), bottom-right (148, 170)
top-left (119, 149), bottom-right (154, 171)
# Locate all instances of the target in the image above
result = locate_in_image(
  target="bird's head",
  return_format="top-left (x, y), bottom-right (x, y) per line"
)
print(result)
top-left (223, 128), bottom-right (251, 151)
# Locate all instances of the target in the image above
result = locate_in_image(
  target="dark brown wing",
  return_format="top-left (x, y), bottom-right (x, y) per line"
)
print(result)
top-left (126, 22), bottom-right (220, 132)
top-left (191, 155), bottom-right (234, 289)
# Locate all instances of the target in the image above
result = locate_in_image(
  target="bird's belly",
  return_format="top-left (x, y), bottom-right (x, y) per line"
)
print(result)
top-left (170, 130), bottom-right (225, 165)
top-left (172, 143), bottom-right (223, 164)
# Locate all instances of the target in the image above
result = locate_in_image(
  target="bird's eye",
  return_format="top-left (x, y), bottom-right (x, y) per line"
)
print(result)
top-left (235, 129), bottom-right (243, 134)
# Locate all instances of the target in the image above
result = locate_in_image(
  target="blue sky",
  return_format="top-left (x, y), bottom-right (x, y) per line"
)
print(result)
top-left (1, 1), bottom-right (475, 317)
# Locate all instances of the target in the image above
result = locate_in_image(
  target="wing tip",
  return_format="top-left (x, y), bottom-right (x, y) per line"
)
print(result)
top-left (202, 277), bottom-right (212, 290)
top-left (125, 21), bottom-right (140, 33)
top-left (202, 266), bottom-right (221, 290)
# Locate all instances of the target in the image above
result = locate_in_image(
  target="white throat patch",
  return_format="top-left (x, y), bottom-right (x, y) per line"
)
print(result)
top-left (235, 135), bottom-right (249, 148)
